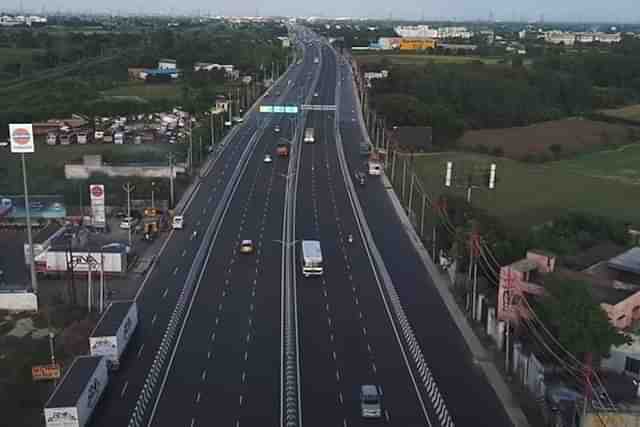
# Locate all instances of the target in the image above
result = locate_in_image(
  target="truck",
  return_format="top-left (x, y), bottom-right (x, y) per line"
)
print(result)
top-left (276, 141), bottom-right (290, 157)
top-left (304, 127), bottom-right (315, 143)
top-left (301, 240), bottom-right (323, 277)
top-left (44, 356), bottom-right (109, 427)
top-left (89, 301), bottom-right (138, 370)
top-left (360, 384), bottom-right (383, 418)
top-left (368, 151), bottom-right (382, 176)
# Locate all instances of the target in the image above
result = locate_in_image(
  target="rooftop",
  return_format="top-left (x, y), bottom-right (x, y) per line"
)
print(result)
top-left (509, 258), bottom-right (539, 274)
top-left (91, 301), bottom-right (135, 337)
top-left (608, 247), bottom-right (640, 275)
top-left (45, 356), bottom-right (104, 408)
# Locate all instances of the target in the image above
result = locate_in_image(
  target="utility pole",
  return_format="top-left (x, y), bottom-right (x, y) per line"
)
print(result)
top-left (20, 153), bottom-right (38, 293)
top-left (122, 182), bottom-right (134, 247)
top-left (151, 181), bottom-right (155, 209)
top-left (167, 154), bottom-right (175, 209)
top-left (188, 115), bottom-right (193, 172)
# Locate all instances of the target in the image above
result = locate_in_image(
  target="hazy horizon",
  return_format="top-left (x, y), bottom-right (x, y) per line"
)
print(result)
top-left (3, 0), bottom-right (639, 24)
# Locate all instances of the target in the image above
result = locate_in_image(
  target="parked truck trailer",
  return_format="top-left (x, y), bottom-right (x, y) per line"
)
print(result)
top-left (89, 301), bottom-right (138, 370)
top-left (44, 356), bottom-right (108, 427)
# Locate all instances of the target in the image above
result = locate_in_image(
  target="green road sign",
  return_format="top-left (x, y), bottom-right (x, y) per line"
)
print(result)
top-left (260, 105), bottom-right (299, 114)
top-left (284, 106), bottom-right (299, 114)
top-left (260, 105), bottom-right (274, 113)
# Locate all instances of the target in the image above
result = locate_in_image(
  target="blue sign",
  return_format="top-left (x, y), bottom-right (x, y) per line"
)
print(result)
top-left (0, 195), bottom-right (67, 219)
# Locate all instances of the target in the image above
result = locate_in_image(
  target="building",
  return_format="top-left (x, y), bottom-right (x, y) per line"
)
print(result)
top-left (158, 59), bottom-right (177, 70)
top-left (497, 250), bottom-right (553, 323)
top-left (544, 31), bottom-right (576, 46)
top-left (32, 117), bottom-right (88, 136)
top-left (65, 155), bottom-right (186, 180)
top-left (399, 38), bottom-right (436, 51)
top-left (377, 37), bottom-right (402, 50)
top-left (140, 68), bottom-right (179, 80)
top-left (394, 25), bottom-right (438, 38)
top-left (438, 43), bottom-right (478, 52)
top-left (193, 63), bottom-right (239, 79)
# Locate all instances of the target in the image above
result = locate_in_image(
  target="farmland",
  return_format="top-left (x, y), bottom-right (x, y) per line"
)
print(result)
top-left (458, 118), bottom-right (639, 159)
top-left (407, 150), bottom-right (640, 230)
top-left (354, 53), bottom-right (503, 66)
top-left (0, 47), bottom-right (43, 65)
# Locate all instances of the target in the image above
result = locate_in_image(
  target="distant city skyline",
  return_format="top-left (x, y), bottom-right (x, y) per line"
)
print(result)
top-left (3, 0), bottom-right (639, 24)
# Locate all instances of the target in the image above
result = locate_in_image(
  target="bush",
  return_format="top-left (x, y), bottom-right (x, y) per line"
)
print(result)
top-left (491, 146), bottom-right (505, 157)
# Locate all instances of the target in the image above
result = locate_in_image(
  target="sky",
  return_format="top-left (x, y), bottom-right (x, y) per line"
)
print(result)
top-left (11, 0), bottom-right (640, 23)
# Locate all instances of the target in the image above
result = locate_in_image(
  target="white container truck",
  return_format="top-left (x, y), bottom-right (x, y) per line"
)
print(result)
top-left (89, 301), bottom-right (138, 370)
top-left (44, 356), bottom-right (108, 427)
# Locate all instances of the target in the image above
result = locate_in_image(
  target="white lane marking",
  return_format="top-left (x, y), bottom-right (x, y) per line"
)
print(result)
top-left (244, 351), bottom-right (248, 361)
top-left (332, 351), bottom-right (336, 361)
top-left (137, 344), bottom-right (145, 359)
top-left (151, 314), bottom-right (157, 325)
top-left (120, 381), bottom-right (129, 397)
top-left (196, 220), bottom-right (201, 227)
top-left (172, 267), bottom-right (179, 275)
top-left (201, 370), bottom-right (207, 381)
top-left (343, 419), bottom-right (347, 427)
top-left (338, 392), bottom-right (343, 404)
top-left (242, 371), bottom-right (246, 383)
top-left (181, 249), bottom-right (187, 257)
top-left (239, 394), bottom-right (244, 406)
top-left (162, 288), bottom-right (168, 299)
top-left (202, 207), bottom-right (206, 215)
top-left (195, 392), bottom-right (201, 403)
top-left (207, 351), bottom-right (212, 359)
top-left (190, 419), bottom-right (195, 427)
top-left (372, 363), bottom-right (377, 374)
top-left (385, 410), bottom-right (390, 422)
top-left (336, 370), bottom-right (340, 382)
top-left (211, 332), bottom-right (216, 342)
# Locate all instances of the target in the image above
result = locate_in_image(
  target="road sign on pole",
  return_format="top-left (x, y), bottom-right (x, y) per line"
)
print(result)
top-left (259, 105), bottom-right (299, 114)
top-left (9, 124), bottom-right (34, 153)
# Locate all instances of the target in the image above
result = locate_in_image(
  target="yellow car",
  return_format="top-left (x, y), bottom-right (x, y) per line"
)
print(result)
top-left (239, 239), bottom-right (255, 254)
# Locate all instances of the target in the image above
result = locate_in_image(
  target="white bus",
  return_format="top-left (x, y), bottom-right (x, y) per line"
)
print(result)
top-left (301, 240), bottom-right (323, 277)
top-left (304, 128), bottom-right (315, 143)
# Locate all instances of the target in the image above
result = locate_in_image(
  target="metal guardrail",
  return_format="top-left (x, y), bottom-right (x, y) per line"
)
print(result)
top-left (281, 35), bottom-right (325, 427)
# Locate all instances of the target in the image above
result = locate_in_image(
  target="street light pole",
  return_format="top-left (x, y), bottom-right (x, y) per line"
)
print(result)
top-left (122, 182), bottom-right (135, 247)
top-left (151, 181), bottom-right (155, 209)
top-left (21, 154), bottom-right (38, 293)
top-left (167, 153), bottom-right (175, 209)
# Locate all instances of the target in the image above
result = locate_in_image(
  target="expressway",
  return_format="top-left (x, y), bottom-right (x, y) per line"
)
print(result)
top-left (336, 49), bottom-right (514, 426)
top-left (141, 37), bottom-right (321, 427)
top-left (294, 44), bottom-right (429, 426)
top-left (90, 33), bottom-right (317, 427)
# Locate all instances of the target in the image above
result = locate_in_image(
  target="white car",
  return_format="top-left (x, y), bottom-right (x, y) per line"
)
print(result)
top-left (224, 120), bottom-right (232, 127)
top-left (119, 217), bottom-right (137, 230)
top-left (172, 215), bottom-right (184, 230)
top-left (274, 125), bottom-right (280, 133)
top-left (314, 92), bottom-right (318, 97)
top-left (264, 154), bottom-right (273, 163)
top-left (239, 239), bottom-right (255, 254)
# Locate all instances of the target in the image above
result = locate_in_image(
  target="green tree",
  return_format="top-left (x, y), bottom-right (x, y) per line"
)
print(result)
top-left (535, 278), bottom-right (630, 360)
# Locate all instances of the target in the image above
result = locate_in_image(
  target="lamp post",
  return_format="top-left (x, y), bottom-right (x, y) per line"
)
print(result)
top-left (151, 181), bottom-right (155, 209)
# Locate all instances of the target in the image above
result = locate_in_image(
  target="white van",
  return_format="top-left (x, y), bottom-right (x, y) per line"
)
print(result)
top-left (172, 215), bottom-right (184, 230)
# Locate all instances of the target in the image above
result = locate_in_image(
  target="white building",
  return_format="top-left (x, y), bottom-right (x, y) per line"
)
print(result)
top-left (394, 25), bottom-right (473, 39)
top-left (544, 31), bottom-right (576, 46)
top-left (158, 59), bottom-right (177, 70)
top-left (193, 62), bottom-right (239, 79)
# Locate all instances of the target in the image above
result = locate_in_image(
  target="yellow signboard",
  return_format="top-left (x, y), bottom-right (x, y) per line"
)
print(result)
top-left (32, 364), bottom-right (61, 381)
top-left (399, 38), bottom-right (436, 50)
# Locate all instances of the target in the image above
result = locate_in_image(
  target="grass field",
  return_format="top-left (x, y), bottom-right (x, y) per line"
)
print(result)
top-left (354, 53), bottom-right (504, 66)
top-left (407, 150), bottom-right (640, 229)
top-left (458, 118), bottom-right (638, 159)
top-left (101, 82), bottom-right (181, 100)
top-left (0, 47), bottom-right (44, 65)
top-left (599, 104), bottom-right (640, 124)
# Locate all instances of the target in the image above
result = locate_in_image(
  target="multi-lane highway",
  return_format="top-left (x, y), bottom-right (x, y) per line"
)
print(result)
top-left (90, 31), bottom-right (319, 427)
top-left (89, 27), bottom-right (515, 427)
top-left (337, 48), bottom-right (514, 427)
top-left (294, 44), bottom-right (429, 426)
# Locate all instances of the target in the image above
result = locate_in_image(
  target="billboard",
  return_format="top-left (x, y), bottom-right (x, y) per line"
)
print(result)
top-left (399, 38), bottom-right (436, 50)
top-left (0, 195), bottom-right (66, 219)
top-left (89, 185), bottom-right (106, 227)
top-left (9, 123), bottom-right (34, 153)
top-left (32, 364), bottom-right (61, 381)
